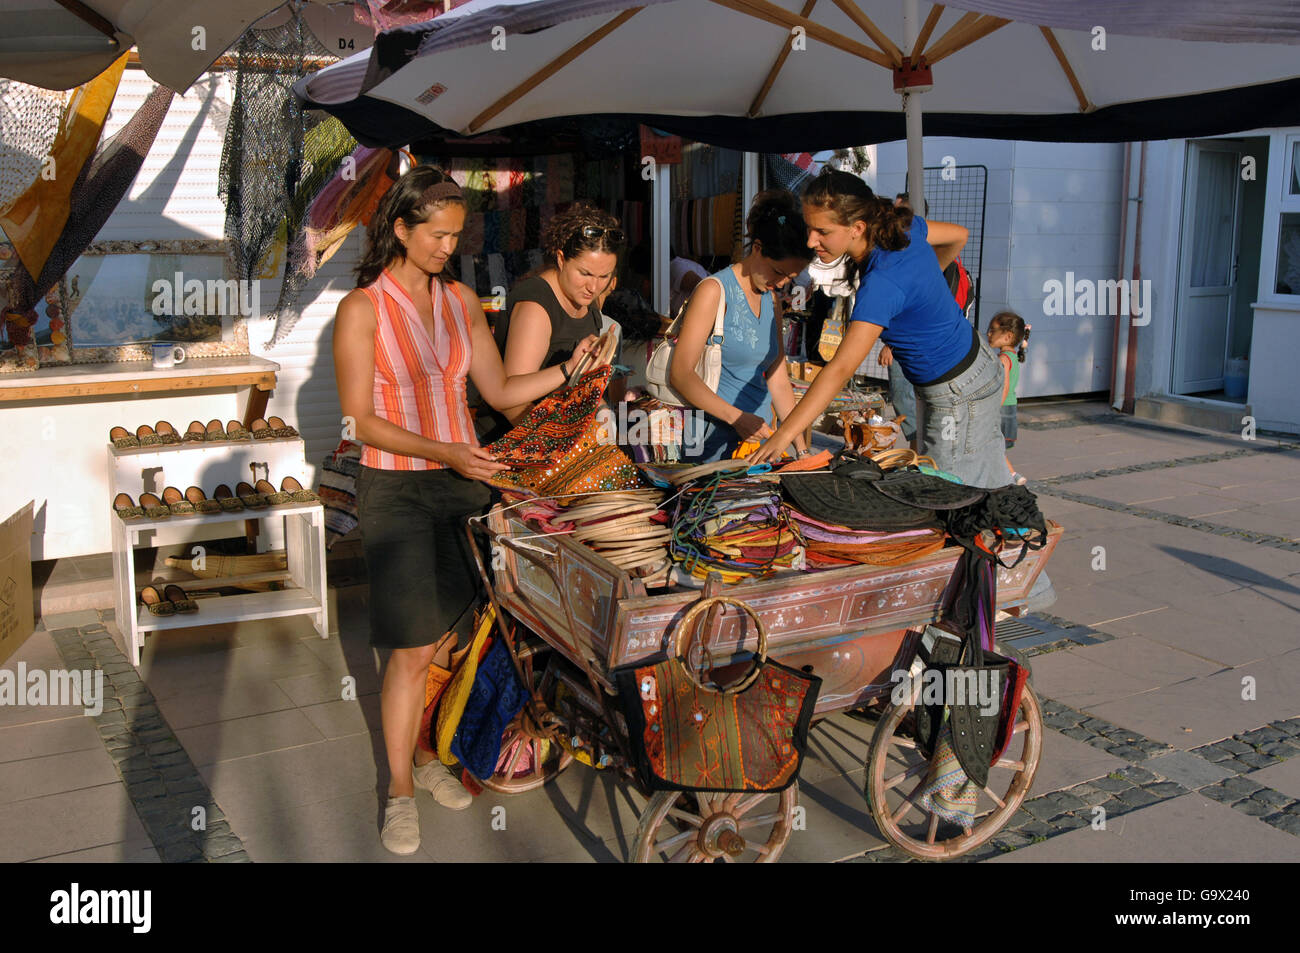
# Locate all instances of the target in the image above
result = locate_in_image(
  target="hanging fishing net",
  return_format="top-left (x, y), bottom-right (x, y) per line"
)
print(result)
top-left (217, 2), bottom-right (338, 290)
top-left (0, 80), bottom-right (66, 215)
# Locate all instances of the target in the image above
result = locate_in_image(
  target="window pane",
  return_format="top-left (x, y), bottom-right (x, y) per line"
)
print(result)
top-left (1291, 142), bottom-right (1300, 195)
top-left (1277, 213), bottom-right (1300, 296)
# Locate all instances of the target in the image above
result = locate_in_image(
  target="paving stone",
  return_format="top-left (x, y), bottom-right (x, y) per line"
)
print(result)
top-left (1217, 758), bottom-right (1253, 775)
top-left (199, 835), bottom-right (244, 858)
top-left (149, 821), bottom-right (200, 847)
top-left (96, 710), bottom-right (126, 726)
top-left (1275, 720), bottom-right (1300, 738)
top-left (1251, 788), bottom-right (1294, 809)
top-left (1264, 813), bottom-right (1300, 836)
top-left (1043, 711), bottom-right (1081, 731)
top-left (1022, 798), bottom-right (1063, 821)
top-left (1145, 781), bottom-right (1188, 799)
top-left (121, 768), bottom-right (159, 785)
top-left (1104, 744), bottom-right (1147, 760)
top-left (1059, 727), bottom-right (1096, 743)
top-left (1047, 791), bottom-right (1087, 812)
top-left (133, 728), bottom-right (172, 744)
top-left (1134, 740), bottom-right (1173, 755)
top-left (146, 740), bottom-right (182, 756)
top-left (158, 842), bottom-right (203, 863)
top-left (210, 851), bottom-right (252, 863)
top-left (994, 830), bottom-right (1035, 850)
top-left (127, 780), bottom-right (167, 799)
top-left (101, 609), bottom-right (115, 622)
top-left (1018, 820), bottom-right (1056, 839)
top-left (164, 779), bottom-right (206, 796)
top-left (80, 623), bottom-right (108, 634)
top-left (100, 662), bottom-right (133, 675)
top-left (1051, 813), bottom-right (1090, 832)
top-left (1197, 745), bottom-right (1236, 763)
top-left (1144, 751), bottom-right (1236, 789)
top-left (1115, 787), bottom-right (1160, 809)
top-left (151, 751), bottom-right (189, 767)
top-left (1240, 727), bottom-right (1287, 744)
top-left (203, 820), bottom-right (233, 837)
top-left (97, 697), bottom-right (123, 712)
top-left (116, 754), bottom-right (153, 772)
top-left (1092, 775), bottom-right (1134, 793)
top-left (158, 763), bottom-right (195, 781)
top-left (1235, 752), bottom-right (1280, 770)
top-left (1200, 784), bottom-right (1238, 804)
top-left (1116, 765), bottom-right (1157, 784)
top-left (1233, 799), bottom-right (1274, 817)
top-left (1069, 786), bottom-right (1113, 808)
top-left (1222, 776), bottom-right (1265, 797)
top-left (1218, 739), bottom-right (1254, 756)
top-left (1261, 742), bottom-right (1299, 759)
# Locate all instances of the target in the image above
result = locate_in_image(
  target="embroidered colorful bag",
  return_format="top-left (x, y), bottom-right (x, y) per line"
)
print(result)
top-left (615, 596), bottom-right (821, 793)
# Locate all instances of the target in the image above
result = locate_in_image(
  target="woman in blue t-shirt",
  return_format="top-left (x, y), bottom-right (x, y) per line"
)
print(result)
top-left (753, 169), bottom-right (1011, 488)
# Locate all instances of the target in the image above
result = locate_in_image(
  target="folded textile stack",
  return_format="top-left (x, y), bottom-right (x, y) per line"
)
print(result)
top-left (787, 509), bottom-right (947, 568)
top-left (669, 476), bottom-right (802, 585)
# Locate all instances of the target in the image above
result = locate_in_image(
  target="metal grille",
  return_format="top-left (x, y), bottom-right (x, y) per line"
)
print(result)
top-left (907, 164), bottom-right (988, 330)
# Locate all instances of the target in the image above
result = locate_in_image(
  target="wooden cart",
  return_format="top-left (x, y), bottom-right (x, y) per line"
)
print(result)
top-left (467, 506), bottom-right (1062, 862)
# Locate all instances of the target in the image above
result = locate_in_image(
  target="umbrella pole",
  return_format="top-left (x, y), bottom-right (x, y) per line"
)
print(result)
top-left (901, 0), bottom-right (925, 210)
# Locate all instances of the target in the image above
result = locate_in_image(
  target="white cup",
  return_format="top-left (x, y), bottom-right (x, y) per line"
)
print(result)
top-left (152, 343), bottom-right (186, 369)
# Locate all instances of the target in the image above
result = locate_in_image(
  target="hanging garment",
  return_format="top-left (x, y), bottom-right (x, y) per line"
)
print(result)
top-left (0, 80), bottom-right (66, 214)
top-left (0, 55), bottom-right (126, 281)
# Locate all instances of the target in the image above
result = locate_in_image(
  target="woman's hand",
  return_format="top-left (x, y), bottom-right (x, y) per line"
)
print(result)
top-left (878, 345), bottom-right (893, 367)
top-left (563, 334), bottom-right (600, 377)
top-left (440, 444), bottom-right (509, 482)
top-left (749, 430), bottom-right (794, 464)
top-left (732, 412), bottom-right (774, 443)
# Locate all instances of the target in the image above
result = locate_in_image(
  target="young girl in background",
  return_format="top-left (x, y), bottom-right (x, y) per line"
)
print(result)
top-left (987, 310), bottom-right (1030, 485)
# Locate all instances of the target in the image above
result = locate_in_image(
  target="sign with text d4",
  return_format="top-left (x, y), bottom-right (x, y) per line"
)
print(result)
top-left (0, 502), bottom-right (35, 667)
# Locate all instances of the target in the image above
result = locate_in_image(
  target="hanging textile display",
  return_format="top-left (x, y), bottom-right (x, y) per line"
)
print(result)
top-left (218, 3), bottom-right (336, 287)
top-left (264, 117), bottom-right (359, 347)
top-left (0, 81), bottom-right (66, 215)
top-left (0, 55), bottom-right (127, 283)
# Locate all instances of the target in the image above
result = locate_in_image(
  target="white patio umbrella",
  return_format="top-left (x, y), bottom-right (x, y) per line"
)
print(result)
top-left (0, 0), bottom-right (360, 92)
top-left (297, 0), bottom-right (1300, 210)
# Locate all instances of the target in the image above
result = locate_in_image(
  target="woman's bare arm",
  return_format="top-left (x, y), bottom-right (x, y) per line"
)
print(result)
top-left (926, 220), bottom-right (968, 271)
top-left (496, 300), bottom-right (553, 423)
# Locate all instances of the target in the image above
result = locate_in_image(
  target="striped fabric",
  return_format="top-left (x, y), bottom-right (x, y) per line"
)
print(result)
top-left (360, 269), bottom-right (478, 471)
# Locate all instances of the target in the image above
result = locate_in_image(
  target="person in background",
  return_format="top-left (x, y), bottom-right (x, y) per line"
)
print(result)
top-left (751, 169), bottom-right (1009, 488)
top-left (670, 189), bottom-right (814, 461)
top-left (987, 310), bottom-right (1031, 485)
top-left (475, 203), bottom-right (623, 442)
top-left (670, 248), bottom-right (709, 317)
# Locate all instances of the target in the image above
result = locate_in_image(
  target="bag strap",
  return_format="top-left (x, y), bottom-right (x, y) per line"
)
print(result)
top-left (662, 275), bottom-right (726, 342)
top-left (672, 595), bottom-right (768, 694)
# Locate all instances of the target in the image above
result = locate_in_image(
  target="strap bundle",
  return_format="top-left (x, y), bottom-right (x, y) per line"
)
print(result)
top-left (669, 473), bottom-right (801, 584)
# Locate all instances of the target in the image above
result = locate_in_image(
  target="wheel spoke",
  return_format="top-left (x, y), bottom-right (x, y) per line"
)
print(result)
top-left (891, 778), bottom-right (928, 824)
top-left (889, 736), bottom-right (918, 750)
top-left (982, 785), bottom-right (1006, 809)
top-left (505, 735), bottom-right (525, 778)
top-left (721, 853), bottom-right (735, 863)
top-left (1013, 719), bottom-right (1029, 735)
top-left (926, 813), bottom-right (938, 845)
top-left (995, 758), bottom-right (1025, 771)
top-left (722, 792), bottom-right (742, 813)
top-left (665, 807), bottom-right (703, 827)
top-left (737, 812), bottom-right (781, 829)
top-left (883, 760), bottom-right (928, 791)
top-left (667, 842), bottom-right (696, 863)
top-left (733, 793), bottom-right (769, 817)
top-left (655, 829), bottom-right (697, 852)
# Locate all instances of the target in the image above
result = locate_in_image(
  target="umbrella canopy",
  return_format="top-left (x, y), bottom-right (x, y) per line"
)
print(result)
top-left (0, 0), bottom-right (357, 92)
top-left (296, 0), bottom-right (1300, 152)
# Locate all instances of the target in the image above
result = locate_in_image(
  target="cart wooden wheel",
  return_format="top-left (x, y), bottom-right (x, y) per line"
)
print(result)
top-left (632, 786), bottom-right (798, 863)
top-left (476, 661), bottom-right (575, 795)
top-left (865, 684), bottom-right (1042, 860)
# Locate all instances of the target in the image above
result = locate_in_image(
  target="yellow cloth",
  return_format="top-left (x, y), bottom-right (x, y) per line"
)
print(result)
top-left (436, 607), bottom-right (496, 766)
top-left (0, 55), bottom-right (126, 280)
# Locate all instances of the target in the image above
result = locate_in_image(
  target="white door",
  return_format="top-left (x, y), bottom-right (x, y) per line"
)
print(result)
top-left (1173, 141), bottom-right (1245, 394)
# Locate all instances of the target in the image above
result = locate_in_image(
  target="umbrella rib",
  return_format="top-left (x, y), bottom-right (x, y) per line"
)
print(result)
top-left (921, 10), bottom-right (980, 61)
top-left (831, 0), bottom-right (903, 67)
top-left (926, 15), bottom-right (1010, 65)
top-left (466, 7), bottom-right (643, 133)
top-left (712, 0), bottom-right (892, 69)
top-left (911, 4), bottom-right (945, 62)
top-left (1039, 26), bottom-right (1093, 113)
top-left (53, 0), bottom-right (118, 40)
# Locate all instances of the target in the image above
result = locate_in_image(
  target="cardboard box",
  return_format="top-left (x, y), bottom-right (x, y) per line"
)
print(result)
top-left (0, 502), bottom-right (35, 667)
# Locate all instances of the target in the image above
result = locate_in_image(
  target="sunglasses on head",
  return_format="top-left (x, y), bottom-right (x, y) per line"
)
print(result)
top-left (577, 225), bottom-right (626, 244)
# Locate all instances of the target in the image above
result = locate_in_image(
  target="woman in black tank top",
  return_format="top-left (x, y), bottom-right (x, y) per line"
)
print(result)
top-left (477, 203), bottom-right (623, 441)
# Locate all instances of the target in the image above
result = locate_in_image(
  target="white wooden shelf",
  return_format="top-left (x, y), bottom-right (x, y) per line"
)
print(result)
top-left (109, 436), bottom-right (329, 666)
top-left (135, 589), bottom-right (321, 632)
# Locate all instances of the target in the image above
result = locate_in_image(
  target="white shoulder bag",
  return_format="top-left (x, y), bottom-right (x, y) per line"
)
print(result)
top-left (644, 275), bottom-right (726, 407)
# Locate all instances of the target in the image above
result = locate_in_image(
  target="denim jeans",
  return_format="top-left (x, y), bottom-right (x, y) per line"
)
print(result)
top-left (914, 339), bottom-right (1013, 489)
top-left (889, 358), bottom-right (917, 440)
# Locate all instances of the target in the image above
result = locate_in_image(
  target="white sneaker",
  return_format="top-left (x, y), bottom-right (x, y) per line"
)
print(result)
top-left (381, 796), bottom-right (420, 855)
top-left (413, 759), bottom-right (473, 810)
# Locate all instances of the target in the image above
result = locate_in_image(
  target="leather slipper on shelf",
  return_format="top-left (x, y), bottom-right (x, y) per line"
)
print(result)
top-left (138, 492), bottom-right (170, 520)
top-left (185, 485), bottom-right (222, 514)
top-left (205, 418), bottom-right (226, 442)
top-left (249, 418), bottom-right (274, 440)
top-left (280, 476), bottom-right (318, 503)
top-left (183, 420), bottom-right (207, 443)
top-left (109, 426), bottom-right (139, 450)
top-left (255, 479), bottom-right (291, 505)
top-left (268, 416), bottom-right (299, 438)
top-left (163, 584), bottom-right (198, 613)
top-left (236, 481), bottom-right (268, 508)
top-left (225, 419), bottom-right (251, 441)
top-left (140, 585), bottom-right (174, 616)
top-left (161, 486), bottom-right (196, 515)
top-left (214, 484), bottom-right (245, 512)
top-left (113, 493), bottom-right (144, 520)
top-left (155, 420), bottom-right (182, 445)
top-left (136, 424), bottom-right (165, 448)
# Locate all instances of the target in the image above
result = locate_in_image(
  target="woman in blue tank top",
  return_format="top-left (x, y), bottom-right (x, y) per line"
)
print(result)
top-left (752, 169), bottom-right (1013, 488)
top-left (670, 190), bottom-right (814, 462)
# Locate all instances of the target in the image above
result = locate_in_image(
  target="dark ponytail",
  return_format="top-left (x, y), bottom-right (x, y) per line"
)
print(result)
top-left (746, 189), bottom-right (814, 263)
top-left (356, 165), bottom-right (464, 288)
top-left (802, 168), bottom-right (912, 253)
top-left (988, 310), bottom-right (1030, 363)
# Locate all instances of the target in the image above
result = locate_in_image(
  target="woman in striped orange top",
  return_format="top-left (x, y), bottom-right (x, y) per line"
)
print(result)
top-left (332, 165), bottom-right (595, 855)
